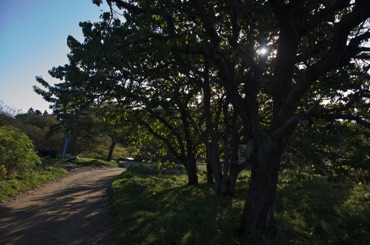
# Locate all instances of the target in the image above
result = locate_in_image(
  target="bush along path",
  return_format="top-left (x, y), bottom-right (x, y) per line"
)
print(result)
top-left (0, 167), bottom-right (124, 245)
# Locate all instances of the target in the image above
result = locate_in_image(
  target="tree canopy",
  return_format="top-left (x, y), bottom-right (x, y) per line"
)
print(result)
top-left (35, 0), bottom-right (370, 233)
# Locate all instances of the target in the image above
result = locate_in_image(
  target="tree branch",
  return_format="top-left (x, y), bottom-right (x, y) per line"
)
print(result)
top-left (108, 0), bottom-right (175, 36)
top-left (318, 113), bottom-right (370, 128)
top-left (139, 118), bottom-right (182, 160)
top-left (282, 1), bottom-right (370, 119)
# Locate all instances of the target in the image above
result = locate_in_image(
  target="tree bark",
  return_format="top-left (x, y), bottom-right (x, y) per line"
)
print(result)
top-left (69, 130), bottom-right (77, 156)
top-left (202, 69), bottom-right (223, 193)
top-left (240, 137), bottom-right (283, 232)
top-left (206, 161), bottom-right (214, 184)
top-left (107, 134), bottom-right (117, 161)
top-left (221, 103), bottom-right (243, 196)
top-left (183, 157), bottom-right (198, 185)
top-left (226, 163), bottom-right (242, 197)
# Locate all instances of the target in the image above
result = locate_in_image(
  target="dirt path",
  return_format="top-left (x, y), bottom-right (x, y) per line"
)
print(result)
top-left (0, 167), bottom-right (125, 245)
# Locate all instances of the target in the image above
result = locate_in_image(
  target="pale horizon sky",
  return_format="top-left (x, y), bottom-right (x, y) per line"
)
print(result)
top-left (0, 0), bottom-right (108, 114)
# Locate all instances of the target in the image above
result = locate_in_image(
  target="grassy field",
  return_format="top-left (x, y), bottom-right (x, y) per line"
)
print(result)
top-left (110, 165), bottom-right (370, 244)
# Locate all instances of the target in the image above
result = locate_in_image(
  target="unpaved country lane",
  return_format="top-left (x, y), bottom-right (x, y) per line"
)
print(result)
top-left (0, 167), bottom-right (125, 245)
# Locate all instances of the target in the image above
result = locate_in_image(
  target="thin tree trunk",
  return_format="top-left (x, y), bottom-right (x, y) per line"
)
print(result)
top-left (69, 130), bottom-right (77, 156)
top-left (201, 63), bottom-right (224, 192)
top-left (206, 135), bottom-right (222, 192)
top-left (221, 103), bottom-right (243, 196)
top-left (226, 163), bottom-right (241, 197)
top-left (206, 150), bottom-right (214, 184)
top-left (224, 141), bottom-right (244, 196)
top-left (107, 135), bottom-right (117, 161)
top-left (221, 102), bottom-right (230, 194)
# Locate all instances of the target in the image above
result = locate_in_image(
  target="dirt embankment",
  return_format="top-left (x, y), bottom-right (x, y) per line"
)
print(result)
top-left (0, 167), bottom-right (125, 245)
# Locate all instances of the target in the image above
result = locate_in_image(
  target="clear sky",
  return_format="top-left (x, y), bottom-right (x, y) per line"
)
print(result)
top-left (0, 0), bottom-right (108, 113)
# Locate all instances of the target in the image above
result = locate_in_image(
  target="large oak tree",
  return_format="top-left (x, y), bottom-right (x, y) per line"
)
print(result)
top-left (36, 0), bottom-right (370, 234)
top-left (98, 0), bottom-right (370, 232)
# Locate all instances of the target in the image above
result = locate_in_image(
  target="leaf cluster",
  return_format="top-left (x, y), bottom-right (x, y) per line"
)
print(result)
top-left (0, 126), bottom-right (40, 179)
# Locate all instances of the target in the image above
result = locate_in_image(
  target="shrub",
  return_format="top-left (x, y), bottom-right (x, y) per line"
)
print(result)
top-left (0, 126), bottom-right (40, 178)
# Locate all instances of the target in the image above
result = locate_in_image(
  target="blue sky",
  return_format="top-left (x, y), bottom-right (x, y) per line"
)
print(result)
top-left (0, 0), bottom-right (108, 113)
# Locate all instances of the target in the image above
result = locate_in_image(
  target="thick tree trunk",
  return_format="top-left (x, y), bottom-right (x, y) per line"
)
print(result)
top-left (183, 158), bottom-right (198, 185)
top-left (240, 138), bottom-right (283, 232)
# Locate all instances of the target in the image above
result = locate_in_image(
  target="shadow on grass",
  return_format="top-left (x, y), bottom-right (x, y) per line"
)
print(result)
top-left (275, 176), bottom-right (370, 244)
top-left (112, 166), bottom-right (370, 244)
top-left (111, 166), bottom-right (243, 245)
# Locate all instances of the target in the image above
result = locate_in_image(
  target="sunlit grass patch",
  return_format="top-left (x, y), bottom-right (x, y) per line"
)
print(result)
top-left (67, 157), bottom-right (118, 168)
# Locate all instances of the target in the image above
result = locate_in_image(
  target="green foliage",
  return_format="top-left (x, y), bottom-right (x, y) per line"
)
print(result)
top-left (153, 159), bottom-right (175, 170)
top-left (1, 110), bottom-right (65, 155)
top-left (34, 0), bottom-right (370, 232)
top-left (113, 144), bottom-right (139, 160)
top-left (0, 126), bottom-right (40, 179)
top-left (283, 121), bottom-right (370, 180)
top-left (111, 165), bottom-right (370, 244)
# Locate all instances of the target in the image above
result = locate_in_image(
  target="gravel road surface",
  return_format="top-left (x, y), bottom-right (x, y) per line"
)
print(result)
top-left (0, 167), bottom-right (125, 245)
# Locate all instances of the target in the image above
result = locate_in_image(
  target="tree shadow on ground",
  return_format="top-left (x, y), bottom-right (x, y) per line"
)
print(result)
top-left (275, 176), bottom-right (370, 244)
top-left (0, 169), bottom-right (122, 245)
top-left (111, 168), bottom-right (242, 245)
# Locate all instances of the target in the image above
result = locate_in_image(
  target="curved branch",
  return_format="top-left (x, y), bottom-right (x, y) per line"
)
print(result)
top-left (139, 119), bottom-right (182, 160)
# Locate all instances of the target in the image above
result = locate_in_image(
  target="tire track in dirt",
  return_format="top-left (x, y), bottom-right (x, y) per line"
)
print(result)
top-left (0, 167), bottom-right (125, 245)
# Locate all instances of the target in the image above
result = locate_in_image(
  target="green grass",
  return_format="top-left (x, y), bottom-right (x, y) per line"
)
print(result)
top-left (68, 157), bottom-right (119, 168)
top-left (0, 156), bottom-right (119, 202)
top-left (111, 165), bottom-right (246, 244)
top-left (0, 166), bottom-right (68, 202)
top-left (111, 166), bottom-right (370, 244)
top-left (276, 175), bottom-right (370, 244)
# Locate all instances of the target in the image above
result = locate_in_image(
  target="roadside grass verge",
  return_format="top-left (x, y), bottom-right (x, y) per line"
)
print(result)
top-left (0, 157), bottom-right (118, 202)
top-left (0, 166), bottom-right (67, 202)
top-left (67, 157), bottom-right (119, 168)
top-left (111, 165), bottom-right (370, 244)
